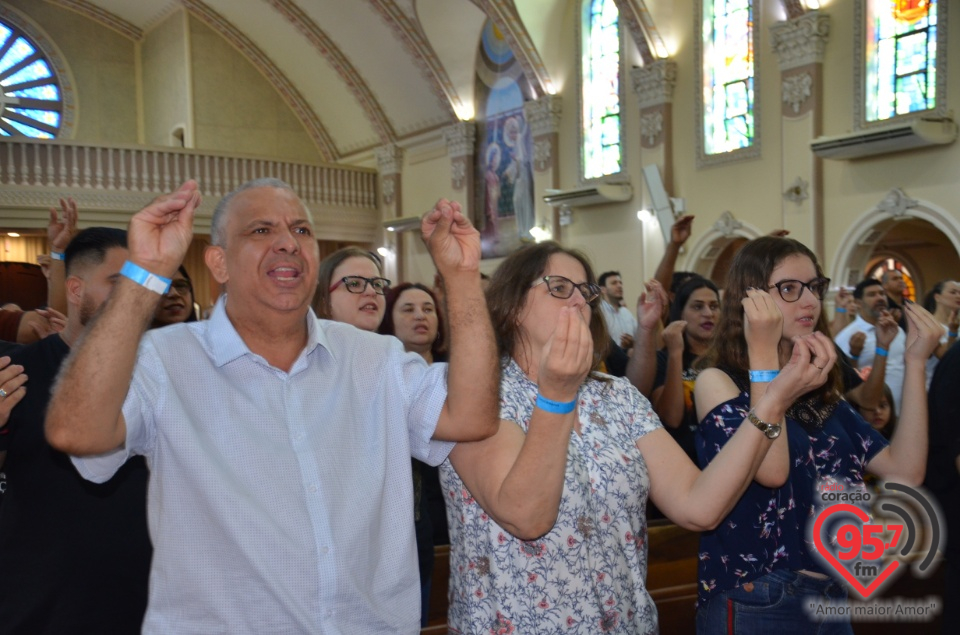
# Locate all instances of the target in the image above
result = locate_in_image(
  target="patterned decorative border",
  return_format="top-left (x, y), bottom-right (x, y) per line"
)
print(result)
top-left (1, 3), bottom-right (77, 139)
top-left (182, 0), bottom-right (338, 161)
top-left (367, 0), bottom-right (459, 120)
top-left (614, 0), bottom-right (662, 65)
top-left (852, 0), bottom-right (949, 130)
top-left (694, 0), bottom-right (762, 168)
top-left (46, 0), bottom-right (144, 41)
top-left (268, 0), bottom-right (395, 144)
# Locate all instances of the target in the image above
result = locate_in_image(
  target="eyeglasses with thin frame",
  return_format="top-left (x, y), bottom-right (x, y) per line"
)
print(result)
top-left (167, 280), bottom-right (192, 295)
top-left (767, 277), bottom-right (831, 303)
top-left (329, 276), bottom-right (391, 295)
top-left (532, 276), bottom-right (602, 303)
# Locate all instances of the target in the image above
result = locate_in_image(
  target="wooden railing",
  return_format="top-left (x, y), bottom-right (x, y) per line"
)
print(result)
top-left (0, 138), bottom-right (378, 210)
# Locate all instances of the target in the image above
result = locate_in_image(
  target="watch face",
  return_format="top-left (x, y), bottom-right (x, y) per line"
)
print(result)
top-left (764, 424), bottom-right (782, 439)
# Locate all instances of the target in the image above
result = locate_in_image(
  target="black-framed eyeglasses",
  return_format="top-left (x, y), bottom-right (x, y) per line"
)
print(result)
top-left (329, 276), bottom-right (391, 295)
top-left (768, 277), bottom-right (830, 303)
top-left (168, 280), bottom-right (192, 295)
top-left (532, 276), bottom-right (601, 303)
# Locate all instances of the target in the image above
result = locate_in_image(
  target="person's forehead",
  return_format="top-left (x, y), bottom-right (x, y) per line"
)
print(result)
top-left (334, 256), bottom-right (378, 277)
top-left (228, 186), bottom-right (310, 226)
top-left (399, 288), bottom-right (433, 304)
top-left (546, 253), bottom-right (587, 279)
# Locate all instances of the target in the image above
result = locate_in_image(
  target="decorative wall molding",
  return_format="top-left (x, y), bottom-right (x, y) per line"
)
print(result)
top-left (614, 0), bottom-right (663, 65)
top-left (532, 139), bottom-right (553, 173)
top-left (639, 109), bottom-right (664, 148)
top-left (631, 59), bottom-right (677, 109)
top-left (713, 211), bottom-right (744, 238)
top-left (47, 0), bottom-right (144, 40)
top-left (783, 177), bottom-right (810, 204)
top-left (770, 11), bottom-right (830, 71)
top-left (877, 188), bottom-right (919, 218)
top-left (443, 121), bottom-right (476, 159)
top-left (267, 0), bottom-right (396, 144)
top-left (782, 72), bottom-right (813, 115)
top-left (524, 94), bottom-right (562, 137)
top-left (380, 175), bottom-right (397, 206)
top-left (375, 144), bottom-right (404, 176)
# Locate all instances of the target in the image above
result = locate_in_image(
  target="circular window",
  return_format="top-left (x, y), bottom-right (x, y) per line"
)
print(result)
top-left (0, 18), bottom-right (62, 138)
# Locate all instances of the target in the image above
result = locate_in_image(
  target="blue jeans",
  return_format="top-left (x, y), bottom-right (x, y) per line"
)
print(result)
top-left (696, 569), bottom-right (853, 635)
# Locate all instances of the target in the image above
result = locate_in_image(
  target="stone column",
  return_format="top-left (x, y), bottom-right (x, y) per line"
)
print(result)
top-left (375, 143), bottom-right (404, 282)
top-left (631, 60), bottom-right (677, 191)
top-left (523, 94), bottom-right (562, 239)
top-left (443, 121), bottom-right (476, 219)
top-left (770, 11), bottom-right (830, 259)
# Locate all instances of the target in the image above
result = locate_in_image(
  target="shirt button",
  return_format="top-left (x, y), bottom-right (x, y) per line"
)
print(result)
top-left (308, 484), bottom-right (317, 493)
top-left (320, 546), bottom-right (329, 555)
top-left (326, 610), bottom-right (334, 617)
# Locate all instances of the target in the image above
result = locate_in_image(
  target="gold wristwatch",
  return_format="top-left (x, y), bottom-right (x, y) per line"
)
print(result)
top-left (747, 409), bottom-right (782, 439)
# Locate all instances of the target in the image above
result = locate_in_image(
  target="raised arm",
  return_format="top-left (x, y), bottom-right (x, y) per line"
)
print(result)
top-left (845, 314), bottom-right (895, 410)
top-left (423, 199), bottom-right (499, 442)
top-left (45, 182), bottom-right (201, 456)
top-left (653, 215), bottom-right (694, 292)
top-left (448, 307), bottom-right (591, 539)
top-left (866, 303), bottom-right (943, 485)
top-left (45, 198), bottom-right (79, 314)
top-left (829, 287), bottom-right (855, 336)
top-left (625, 279), bottom-right (666, 398)
top-left (652, 332), bottom-right (836, 531)
top-left (650, 320), bottom-right (687, 428)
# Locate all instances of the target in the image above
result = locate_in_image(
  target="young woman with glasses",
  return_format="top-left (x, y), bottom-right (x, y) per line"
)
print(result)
top-left (438, 241), bottom-right (820, 634)
top-left (313, 247), bottom-right (390, 331)
top-left (693, 236), bottom-right (942, 634)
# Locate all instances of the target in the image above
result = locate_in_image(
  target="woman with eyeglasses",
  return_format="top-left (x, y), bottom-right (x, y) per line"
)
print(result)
top-left (693, 237), bottom-right (942, 634)
top-left (151, 265), bottom-right (198, 329)
top-left (438, 241), bottom-right (816, 635)
top-left (313, 247), bottom-right (390, 331)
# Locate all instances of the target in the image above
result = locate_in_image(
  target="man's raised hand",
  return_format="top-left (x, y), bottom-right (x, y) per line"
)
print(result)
top-left (421, 199), bottom-right (480, 276)
top-left (128, 181), bottom-right (201, 277)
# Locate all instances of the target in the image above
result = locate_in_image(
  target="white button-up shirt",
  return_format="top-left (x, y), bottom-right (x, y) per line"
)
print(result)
top-left (73, 297), bottom-right (451, 634)
top-left (600, 300), bottom-right (638, 346)
top-left (835, 313), bottom-right (906, 413)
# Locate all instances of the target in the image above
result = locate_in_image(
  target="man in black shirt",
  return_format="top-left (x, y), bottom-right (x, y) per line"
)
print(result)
top-left (0, 228), bottom-right (151, 635)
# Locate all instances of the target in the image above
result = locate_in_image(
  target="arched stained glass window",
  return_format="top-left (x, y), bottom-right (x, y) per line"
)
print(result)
top-left (865, 0), bottom-right (938, 122)
top-left (0, 17), bottom-right (62, 138)
top-left (701, 0), bottom-right (755, 156)
top-left (581, 0), bottom-right (621, 180)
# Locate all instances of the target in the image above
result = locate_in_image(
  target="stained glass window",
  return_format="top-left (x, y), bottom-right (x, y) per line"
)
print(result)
top-left (702, 0), bottom-right (754, 155)
top-left (865, 0), bottom-right (937, 121)
top-left (581, 0), bottom-right (621, 180)
top-left (0, 18), bottom-right (62, 138)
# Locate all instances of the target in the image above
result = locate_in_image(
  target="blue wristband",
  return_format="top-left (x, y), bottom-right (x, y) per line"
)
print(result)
top-left (875, 347), bottom-right (889, 357)
top-left (535, 394), bottom-right (577, 414)
top-left (749, 370), bottom-right (779, 383)
top-left (950, 331), bottom-right (958, 338)
top-left (835, 307), bottom-right (847, 314)
top-left (120, 260), bottom-right (172, 295)
top-left (50, 250), bottom-right (65, 261)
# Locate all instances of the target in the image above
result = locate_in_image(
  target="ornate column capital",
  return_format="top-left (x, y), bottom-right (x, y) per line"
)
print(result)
top-left (770, 11), bottom-right (830, 71)
top-left (443, 121), bottom-right (476, 159)
top-left (523, 94), bottom-right (562, 137)
top-left (374, 144), bottom-right (404, 176)
top-left (631, 59), bottom-right (677, 109)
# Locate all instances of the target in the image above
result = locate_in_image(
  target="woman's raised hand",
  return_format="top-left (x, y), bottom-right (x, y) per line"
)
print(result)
top-left (662, 320), bottom-right (686, 355)
top-left (538, 307), bottom-right (593, 403)
top-left (903, 302), bottom-right (945, 363)
top-left (769, 332), bottom-right (836, 404)
top-left (742, 288), bottom-right (783, 356)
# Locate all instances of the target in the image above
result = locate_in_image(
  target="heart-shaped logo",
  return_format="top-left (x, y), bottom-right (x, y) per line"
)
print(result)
top-left (812, 503), bottom-right (901, 599)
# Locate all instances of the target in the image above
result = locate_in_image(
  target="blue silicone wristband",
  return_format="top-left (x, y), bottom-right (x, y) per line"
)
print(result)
top-left (950, 331), bottom-right (958, 338)
top-left (535, 394), bottom-right (577, 414)
top-left (835, 307), bottom-right (847, 313)
top-left (120, 260), bottom-right (172, 295)
top-left (50, 250), bottom-right (65, 261)
top-left (749, 370), bottom-right (779, 383)
top-left (875, 347), bottom-right (889, 357)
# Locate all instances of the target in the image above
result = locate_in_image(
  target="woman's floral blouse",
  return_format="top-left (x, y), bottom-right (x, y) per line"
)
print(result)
top-left (440, 359), bottom-right (662, 634)
top-left (695, 390), bottom-right (888, 607)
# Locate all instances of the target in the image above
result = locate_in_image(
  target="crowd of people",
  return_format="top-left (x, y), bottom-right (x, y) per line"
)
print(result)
top-left (0, 180), bottom-right (958, 635)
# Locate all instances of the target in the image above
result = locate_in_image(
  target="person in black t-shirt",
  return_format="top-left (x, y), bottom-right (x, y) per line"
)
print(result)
top-left (0, 228), bottom-right (152, 635)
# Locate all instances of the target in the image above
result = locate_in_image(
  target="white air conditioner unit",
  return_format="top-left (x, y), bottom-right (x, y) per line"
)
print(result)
top-left (811, 118), bottom-right (957, 160)
top-left (543, 183), bottom-right (632, 207)
top-left (381, 215), bottom-right (421, 232)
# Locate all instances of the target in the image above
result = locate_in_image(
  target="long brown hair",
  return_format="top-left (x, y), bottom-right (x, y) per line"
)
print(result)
top-left (486, 241), bottom-right (609, 371)
top-left (312, 247), bottom-right (383, 318)
top-left (703, 236), bottom-right (843, 404)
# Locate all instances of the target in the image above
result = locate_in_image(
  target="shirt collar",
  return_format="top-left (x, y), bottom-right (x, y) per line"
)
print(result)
top-left (205, 295), bottom-right (331, 368)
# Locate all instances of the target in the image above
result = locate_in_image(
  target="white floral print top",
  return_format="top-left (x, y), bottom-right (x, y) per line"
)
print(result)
top-left (439, 359), bottom-right (663, 634)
